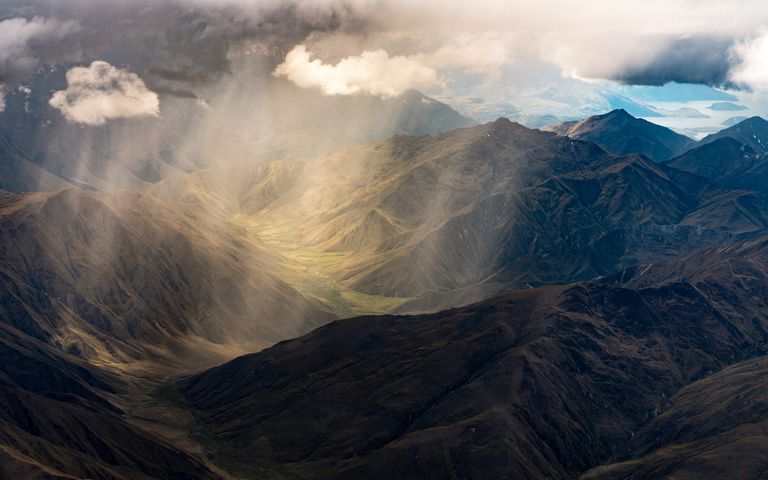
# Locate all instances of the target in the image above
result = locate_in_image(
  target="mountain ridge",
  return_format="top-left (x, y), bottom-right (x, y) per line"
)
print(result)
top-left (697, 116), bottom-right (768, 153)
top-left (177, 233), bottom-right (768, 479)
top-left (543, 109), bottom-right (695, 162)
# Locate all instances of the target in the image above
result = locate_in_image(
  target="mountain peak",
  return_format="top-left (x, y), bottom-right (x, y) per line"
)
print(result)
top-left (554, 109), bottom-right (694, 162)
top-left (483, 116), bottom-right (529, 136)
top-left (604, 108), bottom-right (633, 119)
top-left (740, 115), bottom-right (768, 128)
top-left (494, 116), bottom-right (514, 125)
top-left (698, 115), bottom-right (768, 153)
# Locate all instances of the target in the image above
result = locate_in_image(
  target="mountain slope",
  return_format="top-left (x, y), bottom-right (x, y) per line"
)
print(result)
top-left (0, 188), bottom-right (333, 375)
top-left (152, 118), bottom-right (768, 312)
top-left (666, 137), bottom-right (768, 191)
top-left (0, 135), bottom-right (75, 193)
top-left (544, 109), bottom-right (695, 162)
top-left (152, 119), bottom-right (622, 304)
top-left (697, 116), bottom-right (768, 153)
top-left (0, 186), bottom-right (341, 478)
top-left (583, 357), bottom-right (768, 480)
top-left (0, 321), bottom-right (220, 480)
top-left (345, 153), bottom-right (721, 297)
top-left (178, 234), bottom-right (768, 479)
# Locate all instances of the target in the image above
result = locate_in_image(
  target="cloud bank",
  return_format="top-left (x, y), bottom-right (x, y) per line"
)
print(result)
top-left (50, 61), bottom-right (160, 125)
top-left (731, 32), bottom-right (768, 89)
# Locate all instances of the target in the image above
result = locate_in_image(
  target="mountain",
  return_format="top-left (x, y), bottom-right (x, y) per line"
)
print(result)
top-left (177, 234), bottom-right (768, 479)
top-left (583, 358), bottom-right (768, 480)
top-left (150, 117), bottom-right (768, 313)
top-left (582, 238), bottom-right (768, 479)
top-left (0, 188), bottom-right (333, 375)
top-left (150, 118), bottom-right (617, 310)
top-left (697, 116), bottom-right (768, 153)
top-left (0, 186), bottom-right (341, 478)
top-left (604, 95), bottom-right (663, 117)
top-left (0, 320), bottom-right (221, 479)
top-left (543, 109), bottom-right (695, 162)
top-left (666, 137), bottom-right (768, 192)
top-left (5, 114), bottom-right (768, 478)
top-left (0, 135), bottom-right (76, 193)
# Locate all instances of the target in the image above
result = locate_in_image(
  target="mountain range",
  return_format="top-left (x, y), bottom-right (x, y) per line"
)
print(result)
top-left (149, 113), bottom-right (768, 313)
top-left (3, 104), bottom-right (768, 478)
top-left (178, 234), bottom-right (768, 479)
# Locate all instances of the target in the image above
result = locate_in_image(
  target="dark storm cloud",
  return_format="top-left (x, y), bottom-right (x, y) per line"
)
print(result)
top-left (148, 66), bottom-right (217, 85)
top-left (613, 36), bottom-right (738, 88)
top-left (0, 0), bottom-right (371, 96)
top-left (0, 15), bottom-right (81, 83)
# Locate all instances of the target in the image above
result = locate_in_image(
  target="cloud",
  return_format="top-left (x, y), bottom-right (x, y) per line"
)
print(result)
top-left (0, 1), bottom-right (375, 98)
top-left (0, 16), bottom-right (80, 83)
top-left (49, 61), bottom-right (160, 125)
top-left (615, 37), bottom-right (735, 87)
top-left (730, 32), bottom-right (768, 90)
top-left (548, 34), bottom-right (736, 87)
top-left (273, 32), bottom-right (515, 97)
top-left (266, 0), bottom-right (768, 93)
top-left (3, 0), bottom-right (768, 100)
top-left (273, 44), bottom-right (439, 97)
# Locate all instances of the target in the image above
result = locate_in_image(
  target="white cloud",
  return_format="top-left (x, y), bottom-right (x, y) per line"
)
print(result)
top-left (50, 61), bottom-right (160, 125)
top-left (730, 32), bottom-right (768, 89)
top-left (274, 44), bottom-right (439, 97)
top-left (273, 34), bottom-right (515, 98)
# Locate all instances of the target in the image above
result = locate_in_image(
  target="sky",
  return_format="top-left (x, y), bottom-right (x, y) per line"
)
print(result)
top-left (0, 0), bottom-right (766, 136)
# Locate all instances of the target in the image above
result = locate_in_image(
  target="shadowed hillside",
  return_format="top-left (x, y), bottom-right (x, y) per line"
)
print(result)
top-left (666, 118), bottom-right (768, 192)
top-left (0, 320), bottom-right (221, 479)
top-left (178, 234), bottom-right (768, 479)
top-left (697, 116), bottom-right (768, 153)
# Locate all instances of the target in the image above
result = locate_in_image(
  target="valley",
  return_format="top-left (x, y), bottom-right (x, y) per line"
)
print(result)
top-left (234, 214), bottom-right (408, 317)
